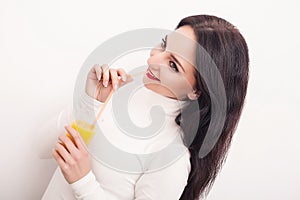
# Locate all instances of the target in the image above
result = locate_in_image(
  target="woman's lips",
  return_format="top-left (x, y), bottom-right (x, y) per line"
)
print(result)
top-left (146, 68), bottom-right (160, 81)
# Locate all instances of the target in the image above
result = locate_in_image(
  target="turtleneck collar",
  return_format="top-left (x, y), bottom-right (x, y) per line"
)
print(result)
top-left (128, 85), bottom-right (189, 119)
top-left (128, 85), bottom-right (188, 126)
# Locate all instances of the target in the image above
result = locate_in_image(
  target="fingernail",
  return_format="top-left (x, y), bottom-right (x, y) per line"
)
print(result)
top-left (104, 81), bottom-right (108, 87)
top-left (122, 75), bottom-right (127, 82)
top-left (97, 75), bottom-right (101, 81)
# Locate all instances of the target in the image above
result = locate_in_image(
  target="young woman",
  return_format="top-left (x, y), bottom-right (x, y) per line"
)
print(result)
top-left (40, 15), bottom-right (249, 199)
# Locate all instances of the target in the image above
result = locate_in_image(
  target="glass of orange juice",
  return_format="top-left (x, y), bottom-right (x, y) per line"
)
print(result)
top-left (66, 120), bottom-right (95, 146)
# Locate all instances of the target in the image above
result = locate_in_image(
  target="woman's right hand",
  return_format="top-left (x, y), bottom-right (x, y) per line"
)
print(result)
top-left (85, 64), bottom-right (133, 102)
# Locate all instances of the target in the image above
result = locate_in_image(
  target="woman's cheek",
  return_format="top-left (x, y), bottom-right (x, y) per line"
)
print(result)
top-left (162, 75), bottom-right (192, 98)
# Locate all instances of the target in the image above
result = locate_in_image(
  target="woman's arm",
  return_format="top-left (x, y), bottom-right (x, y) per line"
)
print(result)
top-left (69, 170), bottom-right (107, 200)
top-left (52, 124), bottom-right (109, 199)
top-left (51, 91), bottom-right (108, 199)
top-left (64, 149), bottom-right (191, 200)
top-left (37, 64), bottom-right (131, 159)
top-left (43, 65), bottom-right (133, 199)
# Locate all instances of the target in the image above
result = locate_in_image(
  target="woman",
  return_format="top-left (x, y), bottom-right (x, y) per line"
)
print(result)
top-left (40, 15), bottom-right (249, 199)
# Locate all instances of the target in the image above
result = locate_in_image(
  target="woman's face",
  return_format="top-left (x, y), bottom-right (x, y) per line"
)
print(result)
top-left (143, 25), bottom-right (199, 101)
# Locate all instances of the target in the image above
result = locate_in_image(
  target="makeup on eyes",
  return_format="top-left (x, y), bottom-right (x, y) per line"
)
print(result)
top-left (161, 35), bottom-right (185, 73)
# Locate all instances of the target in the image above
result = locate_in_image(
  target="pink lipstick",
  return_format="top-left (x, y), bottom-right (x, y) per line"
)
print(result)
top-left (146, 68), bottom-right (160, 81)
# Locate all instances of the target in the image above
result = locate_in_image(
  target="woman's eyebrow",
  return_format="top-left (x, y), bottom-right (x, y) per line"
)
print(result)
top-left (166, 35), bottom-right (186, 73)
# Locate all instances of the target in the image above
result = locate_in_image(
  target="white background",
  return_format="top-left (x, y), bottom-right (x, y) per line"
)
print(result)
top-left (0, 0), bottom-right (299, 199)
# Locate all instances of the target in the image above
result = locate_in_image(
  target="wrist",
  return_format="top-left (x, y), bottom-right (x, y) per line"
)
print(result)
top-left (70, 170), bottom-right (103, 198)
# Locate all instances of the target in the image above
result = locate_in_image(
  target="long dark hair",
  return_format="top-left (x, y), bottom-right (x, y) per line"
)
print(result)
top-left (175, 15), bottom-right (249, 200)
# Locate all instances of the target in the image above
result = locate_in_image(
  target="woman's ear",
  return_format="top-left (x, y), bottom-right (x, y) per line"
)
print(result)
top-left (187, 90), bottom-right (200, 100)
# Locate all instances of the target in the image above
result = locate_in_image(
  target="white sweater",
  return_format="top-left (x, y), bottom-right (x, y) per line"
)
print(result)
top-left (39, 85), bottom-right (191, 200)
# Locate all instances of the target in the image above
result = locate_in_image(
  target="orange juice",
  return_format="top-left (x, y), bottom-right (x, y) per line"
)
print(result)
top-left (66, 120), bottom-right (95, 146)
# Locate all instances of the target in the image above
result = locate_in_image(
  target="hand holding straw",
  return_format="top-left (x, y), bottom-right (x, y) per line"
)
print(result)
top-left (64, 70), bottom-right (145, 145)
top-left (91, 71), bottom-right (145, 126)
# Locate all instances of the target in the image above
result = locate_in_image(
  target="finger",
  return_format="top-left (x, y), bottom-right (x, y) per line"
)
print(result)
top-left (116, 68), bottom-right (127, 82)
top-left (52, 148), bottom-right (68, 169)
top-left (101, 64), bottom-right (110, 87)
top-left (65, 125), bottom-right (87, 151)
top-left (94, 64), bottom-right (102, 81)
top-left (109, 68), bottom-right (118, 90)
top-left (87, 64), bottom-right (98, 80)
top-left (55, 142), bottom-right (74, 164)
top-left (58, 133), bottom-right (78, 155)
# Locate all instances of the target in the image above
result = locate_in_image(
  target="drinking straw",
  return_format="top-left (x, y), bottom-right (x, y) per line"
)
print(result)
top-left (91, 88), bottom-right (114, 126)
top-left (91, 71), bottom-right (145, 126)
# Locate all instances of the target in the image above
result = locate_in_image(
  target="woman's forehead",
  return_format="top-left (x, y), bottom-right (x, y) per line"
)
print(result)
top-left (166, 26), bottom-right (197, 68)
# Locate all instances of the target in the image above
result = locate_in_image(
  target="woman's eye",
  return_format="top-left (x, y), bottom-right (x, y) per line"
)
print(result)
top-left (169, 61), bottom-right (179, 72)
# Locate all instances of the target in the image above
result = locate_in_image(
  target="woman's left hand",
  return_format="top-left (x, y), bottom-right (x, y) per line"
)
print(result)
top-left (52, 125), bottom-right (92, 184)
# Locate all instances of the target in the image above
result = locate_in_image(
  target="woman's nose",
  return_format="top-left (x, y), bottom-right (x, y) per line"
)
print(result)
top-left (147, 54), bottom-right (162, 70)
top-left (150, 43), bottom-right (164, 56)
top-left (148, 49), bottom-right (169, 68)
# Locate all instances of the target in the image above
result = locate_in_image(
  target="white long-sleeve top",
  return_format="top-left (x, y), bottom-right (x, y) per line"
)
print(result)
top-left (39, 85), bottom-right (191, 200)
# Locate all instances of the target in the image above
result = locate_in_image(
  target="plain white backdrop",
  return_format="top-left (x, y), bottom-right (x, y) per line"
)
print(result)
top-left (0, 0), bottom-right (299, 199)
